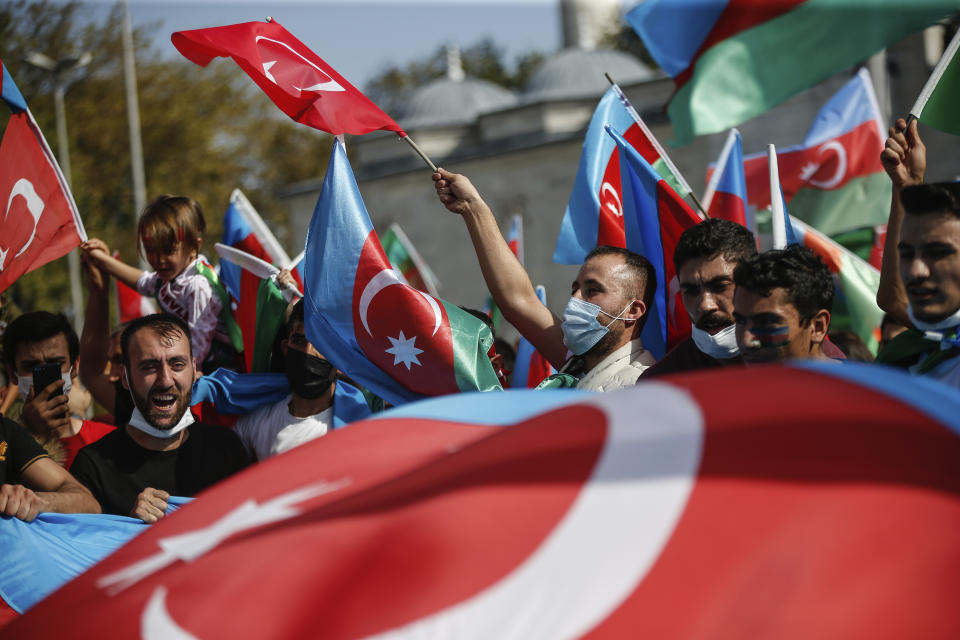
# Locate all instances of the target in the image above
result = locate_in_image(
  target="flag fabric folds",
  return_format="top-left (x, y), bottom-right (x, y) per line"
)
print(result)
top-left (607, 126), bottom-right (701, 360)
top-left (910, 27), bottom-right (960, 136)
top-left (0, 60), bottom-right (85, 294)
top-left (303, 139), bottom-right (501, 406)
top-left (171, 20), bottom-right (404, 136)
top-left (380, 222), bottom-right (441, 297)
top-left (114, 250), bottom-right (157, 324)
top-left (554, 86), bottom-right (690, 265)
top-left (8, 364), bottom-right (960, 639)
top-left (627, 0), bottom-right (956, 143)
top-left (0, 499), bottom-right (190, 614)
top-left (511, 285), bottom-right (556, 388)
top-left (703, 128), bottom-right (749, 228)
top-left (741, 68), bottom-right (890, 235)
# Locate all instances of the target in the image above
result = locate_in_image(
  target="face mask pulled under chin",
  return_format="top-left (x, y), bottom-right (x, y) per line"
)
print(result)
top-left (285, 348), bottom-right (335, 399)
top-left (17, 368), bottom-right (73, 403)
top-left (907, 304), bottom-right (960, 333)
top-left (690, 323), bottom-right (740, 359)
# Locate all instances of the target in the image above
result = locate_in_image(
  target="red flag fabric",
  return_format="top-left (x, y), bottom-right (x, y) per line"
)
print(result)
top-left (5, 363), bottom-right (960, 639)
top-left (171, 20), bottom-right (404, 136)
top-left (0, 112), bottom-right (84, 293)
top-left (113, 251), bottom-right (157, 324)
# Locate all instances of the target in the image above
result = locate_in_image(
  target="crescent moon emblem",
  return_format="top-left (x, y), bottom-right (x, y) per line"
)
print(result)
top-left (142, 586), bottom-right (201, 640)
top-left (363, 385), bottom-right (703, 639)
top-left (255, 36), bottom-right (346, 93)
top-left (358, 269), bottom-right (442, 338)
top-left (809, 141), bottom-right (847, 189)
top-left (0, 178), bottom-right (45, 270)
top-left (600, 182), bottom-right (623, 217)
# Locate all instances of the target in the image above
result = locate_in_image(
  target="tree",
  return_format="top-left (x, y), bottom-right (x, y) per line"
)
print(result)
top-left (0, 1), bottom-right (331, 320)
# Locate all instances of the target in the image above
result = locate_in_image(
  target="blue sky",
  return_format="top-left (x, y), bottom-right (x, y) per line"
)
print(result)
top-left (105, 1), bottom-right (570, 90)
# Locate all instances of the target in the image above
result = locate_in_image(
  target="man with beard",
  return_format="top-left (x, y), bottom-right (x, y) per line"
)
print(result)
top-left (732, 246), bottom-right (835, 364)
top-left (70, 314), bottom-right (248, 521)
top-left (233, 299), bottom-right (373, 461)
top-left (433, 170), bottom-right (655, 391)
top-left (643, 219), bottom-right (756, 377)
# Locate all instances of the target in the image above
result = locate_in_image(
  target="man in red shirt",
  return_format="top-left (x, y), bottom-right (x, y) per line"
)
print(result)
top-left (3, 312), bottom-right (114, 468)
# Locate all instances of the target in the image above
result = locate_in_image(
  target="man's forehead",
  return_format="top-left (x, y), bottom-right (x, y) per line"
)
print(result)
top-left (578, 254), bottom-right (629, 282)
top-left (128, 327), bottom-right (190, 358)
top-left (14, 333), bottom-right (70, 364)
top-left (902, 212), bottom-right (960, 241)
top-left (678, 254), bottom-right (737, 283)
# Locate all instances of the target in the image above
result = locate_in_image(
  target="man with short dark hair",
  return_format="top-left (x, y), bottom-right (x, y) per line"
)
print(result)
top-left (643, 219), bottom-right (757, 377)
top-left (70, 313), bottom-right (248, 521)
top-left (233, 299), bottom-right (372, 461)
top-left (733, 245), bottom-right (835, 363)
top-left (4, 311), bottom-right (115, 468)
top-left (433, 170), bottom-right (655, 390)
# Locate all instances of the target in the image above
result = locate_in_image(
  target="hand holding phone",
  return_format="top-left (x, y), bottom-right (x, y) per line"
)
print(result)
top-left (23, 362), bottom-right (70, 432)
top-left (32, 363), bottom-right (64, 398)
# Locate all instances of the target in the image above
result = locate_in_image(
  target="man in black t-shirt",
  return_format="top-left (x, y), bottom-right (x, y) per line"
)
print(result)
top-left (0, 416), bottom-right (99, 521)
top-left (71, 314), bottom-right (248, 521)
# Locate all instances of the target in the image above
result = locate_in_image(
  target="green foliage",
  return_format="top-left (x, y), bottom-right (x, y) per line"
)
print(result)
top-left (0, 0), bottom-right (330, 320)
top-left (365, 38), bottom-right (545, 115)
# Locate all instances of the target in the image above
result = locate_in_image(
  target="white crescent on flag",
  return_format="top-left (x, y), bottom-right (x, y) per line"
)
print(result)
top-left (358, 268), bottom-right (442, 337)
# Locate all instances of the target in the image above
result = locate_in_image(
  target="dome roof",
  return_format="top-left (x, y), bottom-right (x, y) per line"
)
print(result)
top-left (523, 48), bottom-right (656, 103)
top-left (399, 77), bottom-right (518, 130)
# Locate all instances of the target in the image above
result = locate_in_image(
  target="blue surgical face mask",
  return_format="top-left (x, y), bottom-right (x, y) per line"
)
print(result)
top-left (561, 297), bottom-right (634, 356)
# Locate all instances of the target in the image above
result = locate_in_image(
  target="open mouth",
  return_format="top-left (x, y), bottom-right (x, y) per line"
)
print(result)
top-left (151, 393), bottom-right (177, 412)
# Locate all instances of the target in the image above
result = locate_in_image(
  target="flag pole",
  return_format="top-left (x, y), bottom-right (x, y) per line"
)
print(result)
top-left (702, 128), bottom-right (738, 212)
top-left (400, 134), bottom-right (438, 172)
top-left (769, 144), bottom-right (787, 250)
top-left (908, 27), bottom-right (960, 123)
top-left (604, 72), bottom-right (708, 218)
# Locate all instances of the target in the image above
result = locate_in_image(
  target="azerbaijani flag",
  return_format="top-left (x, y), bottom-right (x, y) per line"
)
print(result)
top-left (627, 0), bottom-right (955, 144)
top-left (910, 27), bottom-right (960, 136)
top-left (703, 128), bottom-right (749, 229)
top-left (380, 222), bottom-right (440, 297)
top-left (607, 126), bottom-right (701, 360)
top-left (554, 85), bottom-right (692, 265)
top-left (742, 68), bottom-right (891, 235)
top-left (511, 285), bottom-right (556, 388)
top-left (303, 139), bottom-right (501, 406)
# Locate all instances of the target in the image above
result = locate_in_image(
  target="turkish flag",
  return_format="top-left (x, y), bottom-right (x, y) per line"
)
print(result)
top-left (5, 364), bottom-right (960, 639)
top-left (172, 20), bottom-right (404, 136)
top-left (0, 112), bottom-right (84, 294)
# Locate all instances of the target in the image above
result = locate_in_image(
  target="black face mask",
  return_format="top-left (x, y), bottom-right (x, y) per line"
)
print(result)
top-left (285, 348), bottom-right (334, 399)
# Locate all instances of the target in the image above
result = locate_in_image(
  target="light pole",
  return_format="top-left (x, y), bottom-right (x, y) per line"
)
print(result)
top-left (23, 51), bottom-right (91, 332)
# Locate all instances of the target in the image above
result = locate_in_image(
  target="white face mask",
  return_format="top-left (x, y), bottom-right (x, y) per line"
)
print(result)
top-left (127, 406), bottom-right (194, 440)
top-left (907, 304), bottom-right (960, 333)
top-left (17, 367), bottom-right (73, 403)
top-left (690, 324), bottom-right (740, 359)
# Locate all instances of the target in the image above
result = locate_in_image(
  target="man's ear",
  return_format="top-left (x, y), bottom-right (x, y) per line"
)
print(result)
top-left (809, 309), bottom-right (831, 344)
top-left (120, 365), bottom-right (130, 390)
top-left (625, 298), bottom-right (647, 323)
top-left (70, 359), bottom-right (79, 380)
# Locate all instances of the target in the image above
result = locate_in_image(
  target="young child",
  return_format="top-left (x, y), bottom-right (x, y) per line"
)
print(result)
top-left (82, 195), bottom-right (242, 373)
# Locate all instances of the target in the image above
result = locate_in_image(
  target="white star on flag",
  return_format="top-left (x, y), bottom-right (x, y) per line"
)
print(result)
top-left (385, 331), bottom-right (423, 370)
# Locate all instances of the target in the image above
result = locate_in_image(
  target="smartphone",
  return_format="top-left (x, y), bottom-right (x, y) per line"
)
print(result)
top-left (32, 362), bottom-right (64, 397)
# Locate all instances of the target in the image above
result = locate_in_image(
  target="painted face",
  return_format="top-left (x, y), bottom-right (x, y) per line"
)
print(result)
top-left (677, 255), bottom-right (737, 334)
top-left (734, 287), bottom-right (817, 364)
top-left (142, 238), bottom-right (198, 284)
top-left (124, 327), bottom-right (196, 431)
top-left (898, 212), bottom-right (960, 324)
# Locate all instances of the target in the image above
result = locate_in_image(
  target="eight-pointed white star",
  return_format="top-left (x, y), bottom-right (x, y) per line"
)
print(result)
top-left (385, 331), bottom-right (424, 370)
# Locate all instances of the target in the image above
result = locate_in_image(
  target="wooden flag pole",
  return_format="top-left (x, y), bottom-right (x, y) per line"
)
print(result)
top-left (604, 72), bottom-right (709, 218)
top-left (400, 134), bottom-right (438, 172)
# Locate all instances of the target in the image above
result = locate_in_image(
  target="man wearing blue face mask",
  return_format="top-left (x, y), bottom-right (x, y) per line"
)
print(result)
top-left (433, 169), bottom-right (655, 391)
top-left (643, 219), bottom-right (757, 378)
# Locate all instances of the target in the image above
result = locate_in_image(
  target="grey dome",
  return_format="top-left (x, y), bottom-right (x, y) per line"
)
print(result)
top-left (400, 77), bottom-right (518, 130)
top-left (523, 48), bottom-right (655, 103)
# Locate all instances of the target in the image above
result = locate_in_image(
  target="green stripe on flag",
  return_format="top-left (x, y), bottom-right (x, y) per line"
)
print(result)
top-left (651, 157), bottom-right (688, 198)
top-left (441, 301), bottom-right (503, 394)
top-left (786, 172), bottom-right (891, 236)
top-left (668, 0), bottom-right (956, 143)
top-left (835, 250), bottom-right (884, 355)
top-left (918, 43), bottom-right (960, 135)
top-left (252, 278), bottom-right (289, 373)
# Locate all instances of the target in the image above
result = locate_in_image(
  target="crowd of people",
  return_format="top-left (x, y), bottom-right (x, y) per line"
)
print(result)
top-left (0, 113), bottom-right (955, 529)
